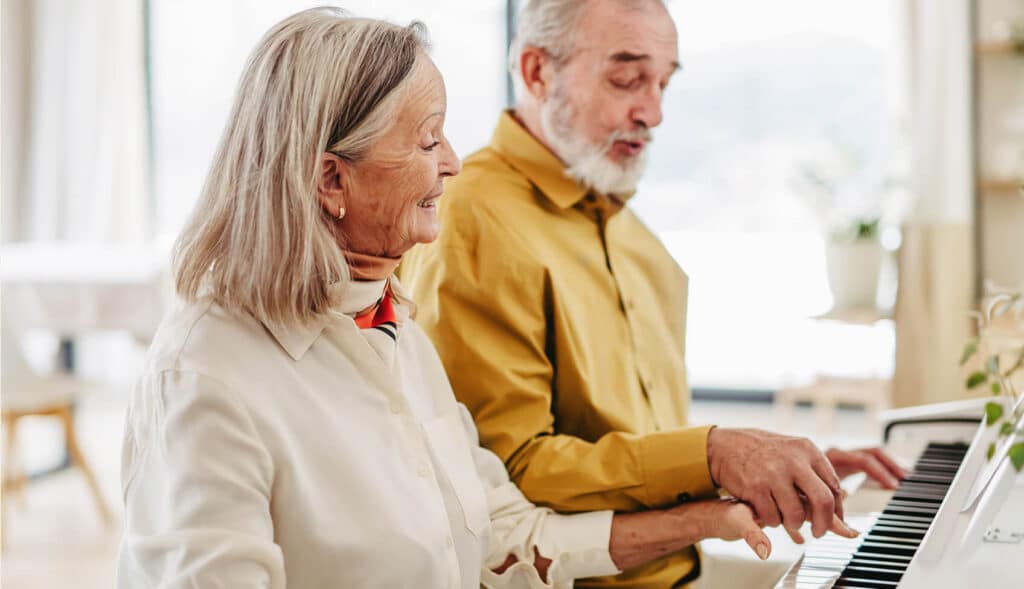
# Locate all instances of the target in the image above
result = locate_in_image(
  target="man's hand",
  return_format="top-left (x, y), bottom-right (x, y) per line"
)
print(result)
top-left (826, 447), bottom-right (907, 490)
top-left (706, 428), bottom-right (843, 539)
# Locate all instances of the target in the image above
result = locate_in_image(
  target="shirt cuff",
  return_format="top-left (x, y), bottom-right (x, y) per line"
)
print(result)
top-left (540, 510), bottom-right (619, 584)
top-left (640, 425), bottom-right (717, 508)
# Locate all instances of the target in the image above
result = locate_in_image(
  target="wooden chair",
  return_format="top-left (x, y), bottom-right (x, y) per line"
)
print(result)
top-left (1, 326), bottom-right (112, 548)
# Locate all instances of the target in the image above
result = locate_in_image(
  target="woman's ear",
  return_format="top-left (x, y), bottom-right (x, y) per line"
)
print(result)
top-left (317, 152), bottom-right (350, 219)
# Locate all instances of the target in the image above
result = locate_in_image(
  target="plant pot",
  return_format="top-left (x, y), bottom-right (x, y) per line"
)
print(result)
top-left (825, 239), bottom-right (883, 310)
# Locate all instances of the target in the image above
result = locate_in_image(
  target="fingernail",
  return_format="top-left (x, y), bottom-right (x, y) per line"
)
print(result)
top-left (841, 521), bottom-right (860, 536)
top-left (756, 544), bottom-right (769, 560)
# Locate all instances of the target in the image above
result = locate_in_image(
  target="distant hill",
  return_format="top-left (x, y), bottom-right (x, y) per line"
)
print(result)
top-left (632, 32), bottom-right (888, 232)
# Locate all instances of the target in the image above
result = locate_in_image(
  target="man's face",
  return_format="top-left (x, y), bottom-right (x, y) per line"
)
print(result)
top-left (540, 0), bottom-right (679, 195)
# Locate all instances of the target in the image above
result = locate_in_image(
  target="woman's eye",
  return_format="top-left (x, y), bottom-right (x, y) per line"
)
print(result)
top-left (422, 140), bottom-right (440, 151)
top-left (611, 77), bottom-right (640, 89)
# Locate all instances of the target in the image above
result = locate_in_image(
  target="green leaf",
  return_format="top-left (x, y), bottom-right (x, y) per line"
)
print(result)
top-left (1000, 422), bottom-right (1015, 437)
top-left (960, 340), bottom-right (978, 366)
top-left (992, 382), bottom-right (1002, 395)
top-left (987, 442), bottom-right (996, 460)
top-left (967, 371), bottom-right (988, 389)
top-left (985, 401), bottom-right (1004, 426)
top-left (986, 355), bottom-right (1000, 375)
top-left (1009, 443), bottom-right (1024, 472)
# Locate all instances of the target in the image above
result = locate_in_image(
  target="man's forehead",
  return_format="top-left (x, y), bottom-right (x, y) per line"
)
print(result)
top-left (573, 4), bottom-right (679, 69)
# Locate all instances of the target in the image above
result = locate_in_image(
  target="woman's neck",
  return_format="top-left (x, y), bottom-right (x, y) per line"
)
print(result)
top-left (342, 249), bottom-right (401, 281)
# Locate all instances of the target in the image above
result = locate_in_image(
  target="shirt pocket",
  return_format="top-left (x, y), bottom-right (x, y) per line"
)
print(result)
top-left (421, 409), bottom-right (490, 539)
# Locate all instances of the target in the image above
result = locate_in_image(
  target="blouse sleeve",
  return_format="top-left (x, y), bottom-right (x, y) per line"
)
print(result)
top-left (117, 370), bottom-right (285, 588)
top-left (456, 404), bottom-right (621, 588)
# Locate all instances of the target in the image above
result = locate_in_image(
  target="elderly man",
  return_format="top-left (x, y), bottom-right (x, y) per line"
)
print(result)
top-left (401, 0), bottom-right (905, 586)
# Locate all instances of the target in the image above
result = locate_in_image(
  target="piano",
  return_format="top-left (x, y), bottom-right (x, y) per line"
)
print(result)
top-left (773, 397), bottom-right (1024, 588)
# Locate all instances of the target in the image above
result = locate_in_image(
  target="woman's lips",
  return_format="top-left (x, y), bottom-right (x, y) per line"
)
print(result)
top-left (417, 193), bottom-right (441, 208)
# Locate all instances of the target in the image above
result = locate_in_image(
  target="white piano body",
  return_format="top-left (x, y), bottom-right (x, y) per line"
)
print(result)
top-left (773, 397), bottom-right (1024, 588)
top-left (698, 397), bottom-right (1024, 588)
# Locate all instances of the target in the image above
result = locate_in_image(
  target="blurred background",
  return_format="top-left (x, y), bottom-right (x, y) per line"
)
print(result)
top-left (1, 0), bottom-right (1022, 586)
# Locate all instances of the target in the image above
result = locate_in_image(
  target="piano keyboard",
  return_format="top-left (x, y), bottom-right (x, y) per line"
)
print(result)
top-left (774, 442), bottom-right (970, 588)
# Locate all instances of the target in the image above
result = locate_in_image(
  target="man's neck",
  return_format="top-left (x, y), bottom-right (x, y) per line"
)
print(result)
top-left (510, 104), bottom-right (566, 166)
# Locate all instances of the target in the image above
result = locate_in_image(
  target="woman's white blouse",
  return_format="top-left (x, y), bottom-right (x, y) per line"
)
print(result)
top-left (116, 279), bottom-right (618, 588)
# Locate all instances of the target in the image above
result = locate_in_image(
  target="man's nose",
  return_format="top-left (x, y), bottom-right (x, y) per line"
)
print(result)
top-left (631, 86), bottom-right (663, 129)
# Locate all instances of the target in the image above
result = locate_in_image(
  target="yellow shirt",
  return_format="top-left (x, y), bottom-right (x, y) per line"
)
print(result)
top-left (401, 112), bottom-right (716, 588)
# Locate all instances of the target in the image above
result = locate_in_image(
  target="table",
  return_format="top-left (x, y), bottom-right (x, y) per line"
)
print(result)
top-left (775, 307), bottom-right (894, 434)
top-left (1, 241), bottom-right (171, 363)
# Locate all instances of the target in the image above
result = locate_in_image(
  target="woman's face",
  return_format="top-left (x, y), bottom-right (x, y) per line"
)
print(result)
top-left (337, 57), bottom-right (461, 258)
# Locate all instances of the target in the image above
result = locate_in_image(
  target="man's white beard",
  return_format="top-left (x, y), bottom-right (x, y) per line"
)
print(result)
top-left (539, 85), bottom-right (650, 197)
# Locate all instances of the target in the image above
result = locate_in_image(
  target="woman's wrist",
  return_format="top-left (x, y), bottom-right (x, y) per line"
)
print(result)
top-left (667, 501), bottom-right (716, 542)
top-left (608, 503), bottom-right (707, 571)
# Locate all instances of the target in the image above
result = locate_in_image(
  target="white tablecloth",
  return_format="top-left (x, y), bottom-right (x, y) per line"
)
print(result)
top-left (1, 242), bottom-right (170, 342)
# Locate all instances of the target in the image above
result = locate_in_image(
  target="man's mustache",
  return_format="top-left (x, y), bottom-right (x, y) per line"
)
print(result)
top-left (600, 128), bottom-right (653, 152)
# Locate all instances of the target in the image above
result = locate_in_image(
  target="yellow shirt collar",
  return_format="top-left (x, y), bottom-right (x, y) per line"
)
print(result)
top-left (490, 110), bottom-right (636, 212)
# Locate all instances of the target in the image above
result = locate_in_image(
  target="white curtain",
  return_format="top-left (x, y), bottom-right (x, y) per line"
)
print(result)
top-left (892, 0), bottom-right (976, 407)
top-left (2, 0), bottom-right (151, 243)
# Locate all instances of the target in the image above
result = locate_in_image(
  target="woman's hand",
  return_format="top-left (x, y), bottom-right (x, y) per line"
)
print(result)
top-left (695, 498), bottom-right (773, 560)
top-left (608, 498), bottom-right (772, 571)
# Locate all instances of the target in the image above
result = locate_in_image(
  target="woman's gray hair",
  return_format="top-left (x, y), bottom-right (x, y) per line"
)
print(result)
top-left (174, 7), bottom-right (428, 326)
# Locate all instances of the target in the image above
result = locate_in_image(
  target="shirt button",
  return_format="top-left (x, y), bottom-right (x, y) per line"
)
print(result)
top-left (390, 401), bottom-right (402, 414)
top-left (418, 463), bottom-right (430, 477)
top-left (445, 536), bottom-right (454, 549)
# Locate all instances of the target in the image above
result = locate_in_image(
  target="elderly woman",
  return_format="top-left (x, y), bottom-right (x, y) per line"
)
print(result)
top-left (117, 8), bottom-right (782, 588)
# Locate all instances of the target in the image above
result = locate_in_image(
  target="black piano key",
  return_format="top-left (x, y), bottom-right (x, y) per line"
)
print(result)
top-left (882, 505), bottom-right (939, 517)
top-left (841, 566), bottom-right (905, 582)
top-left (874, 514), bottom-right (934, 525)
top-left (847, 560), bottom-right (909, 574)
top-left (849, 551), bottom-right (912, 563)
top-left (866, 526), bottom-right (926, 539)
top-left (860, 535), bottom-right (921, 547)
top-left (834, 578), bottom-right (899, 588)
top-left (855, 541), bottom-right (919, 558)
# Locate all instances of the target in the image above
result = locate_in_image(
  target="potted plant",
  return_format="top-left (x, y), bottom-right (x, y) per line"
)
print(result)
top-left (791, 140), bottom-right (899, 311)
top-left (823, 217), bottom-right (884, 310)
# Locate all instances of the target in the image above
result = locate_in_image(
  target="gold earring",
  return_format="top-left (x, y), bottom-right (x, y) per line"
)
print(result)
top-left (337, 206), bottom-right (346, 220)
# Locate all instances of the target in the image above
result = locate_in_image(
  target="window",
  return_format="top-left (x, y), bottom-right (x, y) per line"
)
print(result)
top-left (629, 0), bottom-right (903, 391)
top-left (149, 0), bottom-right (506, 240)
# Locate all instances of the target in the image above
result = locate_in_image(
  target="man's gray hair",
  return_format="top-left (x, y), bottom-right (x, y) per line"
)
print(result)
top-left (508, 0), bottom-right (665, 102)
top-left (507, 0), bottom-right (587, 101)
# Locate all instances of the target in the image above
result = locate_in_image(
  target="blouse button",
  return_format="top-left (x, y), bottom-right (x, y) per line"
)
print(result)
top-left (418, 463), bottom-right (430, 477)
top-left (390, 401), bottom-right (402, 414)
top-left (445, 536), bottom-right (454, 549)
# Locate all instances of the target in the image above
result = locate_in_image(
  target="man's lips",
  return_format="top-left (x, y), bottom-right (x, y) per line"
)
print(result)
top-left (613, 139), bottom-right (646, 157)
